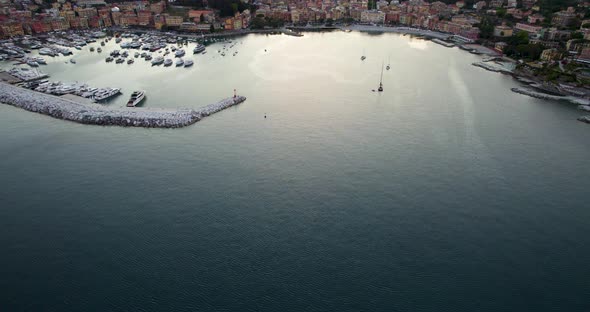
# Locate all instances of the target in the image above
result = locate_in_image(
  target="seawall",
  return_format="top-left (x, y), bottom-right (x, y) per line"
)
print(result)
top-left (0, 82), bottom-right (246, 128)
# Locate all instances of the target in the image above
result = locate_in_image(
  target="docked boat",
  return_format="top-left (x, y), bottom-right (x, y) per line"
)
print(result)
top-left (127, 59), bottom-right (134, 64)
top-left (27, 60), bottom-right (39, 67)
top-left (90, 47), bottom-right (95, 52)
top-left (193, 44), bottom-right (205, 54)
top-left (115, 38), bottom-right (122, 43)
top-left (105, 56), bottom-right (113, 62)
top-left (183, 59), bottom-right (193, 67)
top-left (97, 47), bottom-right (102, 53)
top-left (93, 88), bottom-right (121, 102)
top-left (126, 90), bottom-right (146, 107)
top-left (39, 48), bottom-right (56, 56)
top-left (145, 54), bottom-right (153, 61)
top-left (116, 58), bottom-right (125, 64)
top-left (74, 46), bottom-right (82, 50)
top-left (163, 58), bottom-right (173, 66)
top-left (110, 50), bottom-right (120, 56)
top-left (174, 49), bottom-right (185, 57)
top-left (34, 57), bottom-right (46, 65)
top-left (121, 51), bottom-right (128, 57)
top-left (175, 58), bottom-right (184, 67)
top-left (140, 52), bottom-right (147, 58)
top-left (134, 52), bottom-right (139, 58)
top-left (151, 56), bottom-right (164, 65)
top-left (101, 41), bottom-right (105, 46)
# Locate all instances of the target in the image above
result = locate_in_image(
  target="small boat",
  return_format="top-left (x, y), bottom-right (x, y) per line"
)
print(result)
top-left (361, 55), bottom-right (366, 61)
top-left (126, 90), bottom-right (146, 107)
top-left (97, 47), bottom-right (102, 53)
top-left (90, 47), bottom-right (95, 52)
top-left (115, 58), bottom-right (124, 64)
top-left (70, 59), bottom-right (76, 64)
top-left (163, 58), bottom-right (173, 66)
top-left (74, 46), bottom-right (81, 50)
top-left (175, 58), bottom-right (183, 66)
top-left (101, 41), bottom-right (105, 46)
top-left (34, 57), bottom-right (46, 64)
top-left (105, 56), bottom-right (113, 62)
top-left (183, 59), bottom-right (193, 67)
top-left (134, 52), bottom-right (139, 58)
top-left (127, 59), bottom-right (134, 64)
top-left (386, 56), bottom-right (390, 70)
top-left (175, 49), bottom-right (185, 57)
top-left (27, 60), bottom-right (39, 67)
top-left (145, 54), bottom-right (153, 61)
top-left (151, 56), bottom-right (164, 65)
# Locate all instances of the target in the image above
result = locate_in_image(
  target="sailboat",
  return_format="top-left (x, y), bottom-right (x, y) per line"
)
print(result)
top-left (361, 49), bottom-right (366, 61)
top-left (386, 56), bottom-right (390, 70)
top-left (378, 62), bottom-right (384, 92)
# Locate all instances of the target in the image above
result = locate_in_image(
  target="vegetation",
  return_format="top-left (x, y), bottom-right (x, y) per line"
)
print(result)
top-left (250, 15), bottom-right (285, 29)
top-left (503, 31), bottom-right (544, 60)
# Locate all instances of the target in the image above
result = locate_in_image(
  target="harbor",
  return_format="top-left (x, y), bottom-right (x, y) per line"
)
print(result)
top-left (0, 82), bottom-right (245, 128)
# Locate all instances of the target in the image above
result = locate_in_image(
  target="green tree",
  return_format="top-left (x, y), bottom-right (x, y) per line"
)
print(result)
top-left (210, 24), bottom-right (215, 32)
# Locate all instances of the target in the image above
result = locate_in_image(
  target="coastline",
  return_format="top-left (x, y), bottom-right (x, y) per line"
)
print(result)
top-left (0, 82), bottom-right (246, 128)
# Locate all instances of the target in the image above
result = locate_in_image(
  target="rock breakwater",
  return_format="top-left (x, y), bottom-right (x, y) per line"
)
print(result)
top-left (0, 82), bottom-right (246, 128)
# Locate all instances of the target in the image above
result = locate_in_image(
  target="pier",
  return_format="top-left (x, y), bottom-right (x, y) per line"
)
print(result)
top-left (0, 82), bottom-right (246, 128)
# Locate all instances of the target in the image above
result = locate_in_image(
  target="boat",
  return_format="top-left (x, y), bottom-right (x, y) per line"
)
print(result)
top-left (74, 46), bottom-right (82, 50)
top-left (163, 58), bottom-right (173, 66)
top-left (121, 51), bottom-right (128, 57)
top-left (93, 88), bottom-right (121, 102)
top-left (97, 47), bottom-right (102, 53)
top-left (174, 49), bottom-right (185, 57)
top-left (127, 59), bottom-right (134, 64)
top-left (116, 58), bottom-right (125, 64)
top-left (105, 56), bottom-right (113, 62)
top-left (70, 59), bottom-right (76, 64)
top-left (193, 44), bottom-right (205, 54)
top-left (361, 49), bottom-right (366, 61)
top-left (175, 58), bottom-right (184, 66)
top-left (140, 52), bottom-right (147, 58)
top-left (115, 38), bottom-right (122, 43)
top-left (126, 90), bottom-right (146, 107)
top-left (386, 56), bottom-right (390, 70)
top-left (101, 41), bottom-right (105, 46)
top-left (378, 63), bottom-right (384, 92)
top-left (134, 52), bottom-right (139, 58)
top-left (110, 50), bottom-right (120, 56)
top-left (34, 57), bottom-right (46, 64)
top-left (184, 59), bottom-right (193, 67)
top-left (27, 60), bottom-right (39, 67)
top-left (151, 56), bottom-right (164, 65)
top-left (145, 54), bottom-right (153, 61)
top-left (90, 47), bottom-right (95, 52)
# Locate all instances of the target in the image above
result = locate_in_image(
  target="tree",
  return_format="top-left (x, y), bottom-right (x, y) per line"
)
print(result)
top-left (326, 18), bottom-right (334, 26)
top-left (200, 14), bottom-right (205, 23)
top-left (210, 24), bottom-right (215, 32)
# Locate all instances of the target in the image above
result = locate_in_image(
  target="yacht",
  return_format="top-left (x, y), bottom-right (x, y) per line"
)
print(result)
top-left (151, 56), bottom-right (164, 65)
top-left (183, 59), bottom-right (193, 67)
top-left (193, 44), bottom-right (205, 54)
top-left (174, 49), bottom-right (185, 57)
top-left (175, 58), bottom-right (184, 67)
top-left (93, 88), bottom-right (121, 102)
top-left (126, 90), bottom-right (146, 107)
top-left (163, 58), bottom-right (173, 66)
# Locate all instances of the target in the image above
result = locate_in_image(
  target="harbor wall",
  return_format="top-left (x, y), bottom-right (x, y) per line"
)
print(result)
top-left (0, 82), bottom-right (246, 128)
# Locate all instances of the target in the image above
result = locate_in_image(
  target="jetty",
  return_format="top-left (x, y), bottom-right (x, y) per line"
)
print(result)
top-left (0, 82), bottom-right (246, 128)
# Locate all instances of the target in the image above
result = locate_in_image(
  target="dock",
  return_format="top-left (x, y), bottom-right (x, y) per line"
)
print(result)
top-left (0, 82), bottom-right (246, 128)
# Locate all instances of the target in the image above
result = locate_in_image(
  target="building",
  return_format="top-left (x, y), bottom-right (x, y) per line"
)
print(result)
top-left (552, 7), bottom-right (577, 27)
top-left (514, 23), bottom-right (542, 35)
top-left (494, 25), bottom-right (513, 37)
top-left (360, 10), bottom-right (385, 24)
top-left (540, 48), bottom-right (562, 62)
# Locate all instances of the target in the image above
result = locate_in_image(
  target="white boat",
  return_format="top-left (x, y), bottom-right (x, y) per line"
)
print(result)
top-left (183, 59), bottom-right (193, 67)
top-left (174, 49), bottom-right (185, 57)
top-left (126, 90), bottom-right (146, 107)
top-left (34, 57), bottom-right (46, 64)
top-left (93, 88), bottom-right (121, 102)
top-left (163, 58), bottom-right (173, 66)
top-left (175, 58), bottom-right (184, 66)
top-left (27, 60), bottom-right (39, 67)
top-left (151, 56), bottom-right (164, 65)
top-left (193, 44), bottom-right (205, 54)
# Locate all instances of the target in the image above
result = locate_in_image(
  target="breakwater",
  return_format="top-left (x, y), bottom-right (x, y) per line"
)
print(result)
top-left (0, 82), bottom-right (246, 128)
top-left (511, 87), bottom-right (589, 105)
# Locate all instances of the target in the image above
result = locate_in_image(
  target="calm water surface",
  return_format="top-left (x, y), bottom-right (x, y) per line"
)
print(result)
top-left (1, 31), bottom-right (589, 311)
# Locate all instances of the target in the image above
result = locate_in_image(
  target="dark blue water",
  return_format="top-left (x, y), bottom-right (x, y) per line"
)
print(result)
top-left (1, 32), bottom-right (590, 311)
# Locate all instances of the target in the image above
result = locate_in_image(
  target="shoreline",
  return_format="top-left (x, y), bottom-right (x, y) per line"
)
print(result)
top-left (0, 82), bottom-right (246, 128)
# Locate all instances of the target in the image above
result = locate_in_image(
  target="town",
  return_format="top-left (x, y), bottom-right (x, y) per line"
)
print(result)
top-left (1, 0), bottom-right (590, 98)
